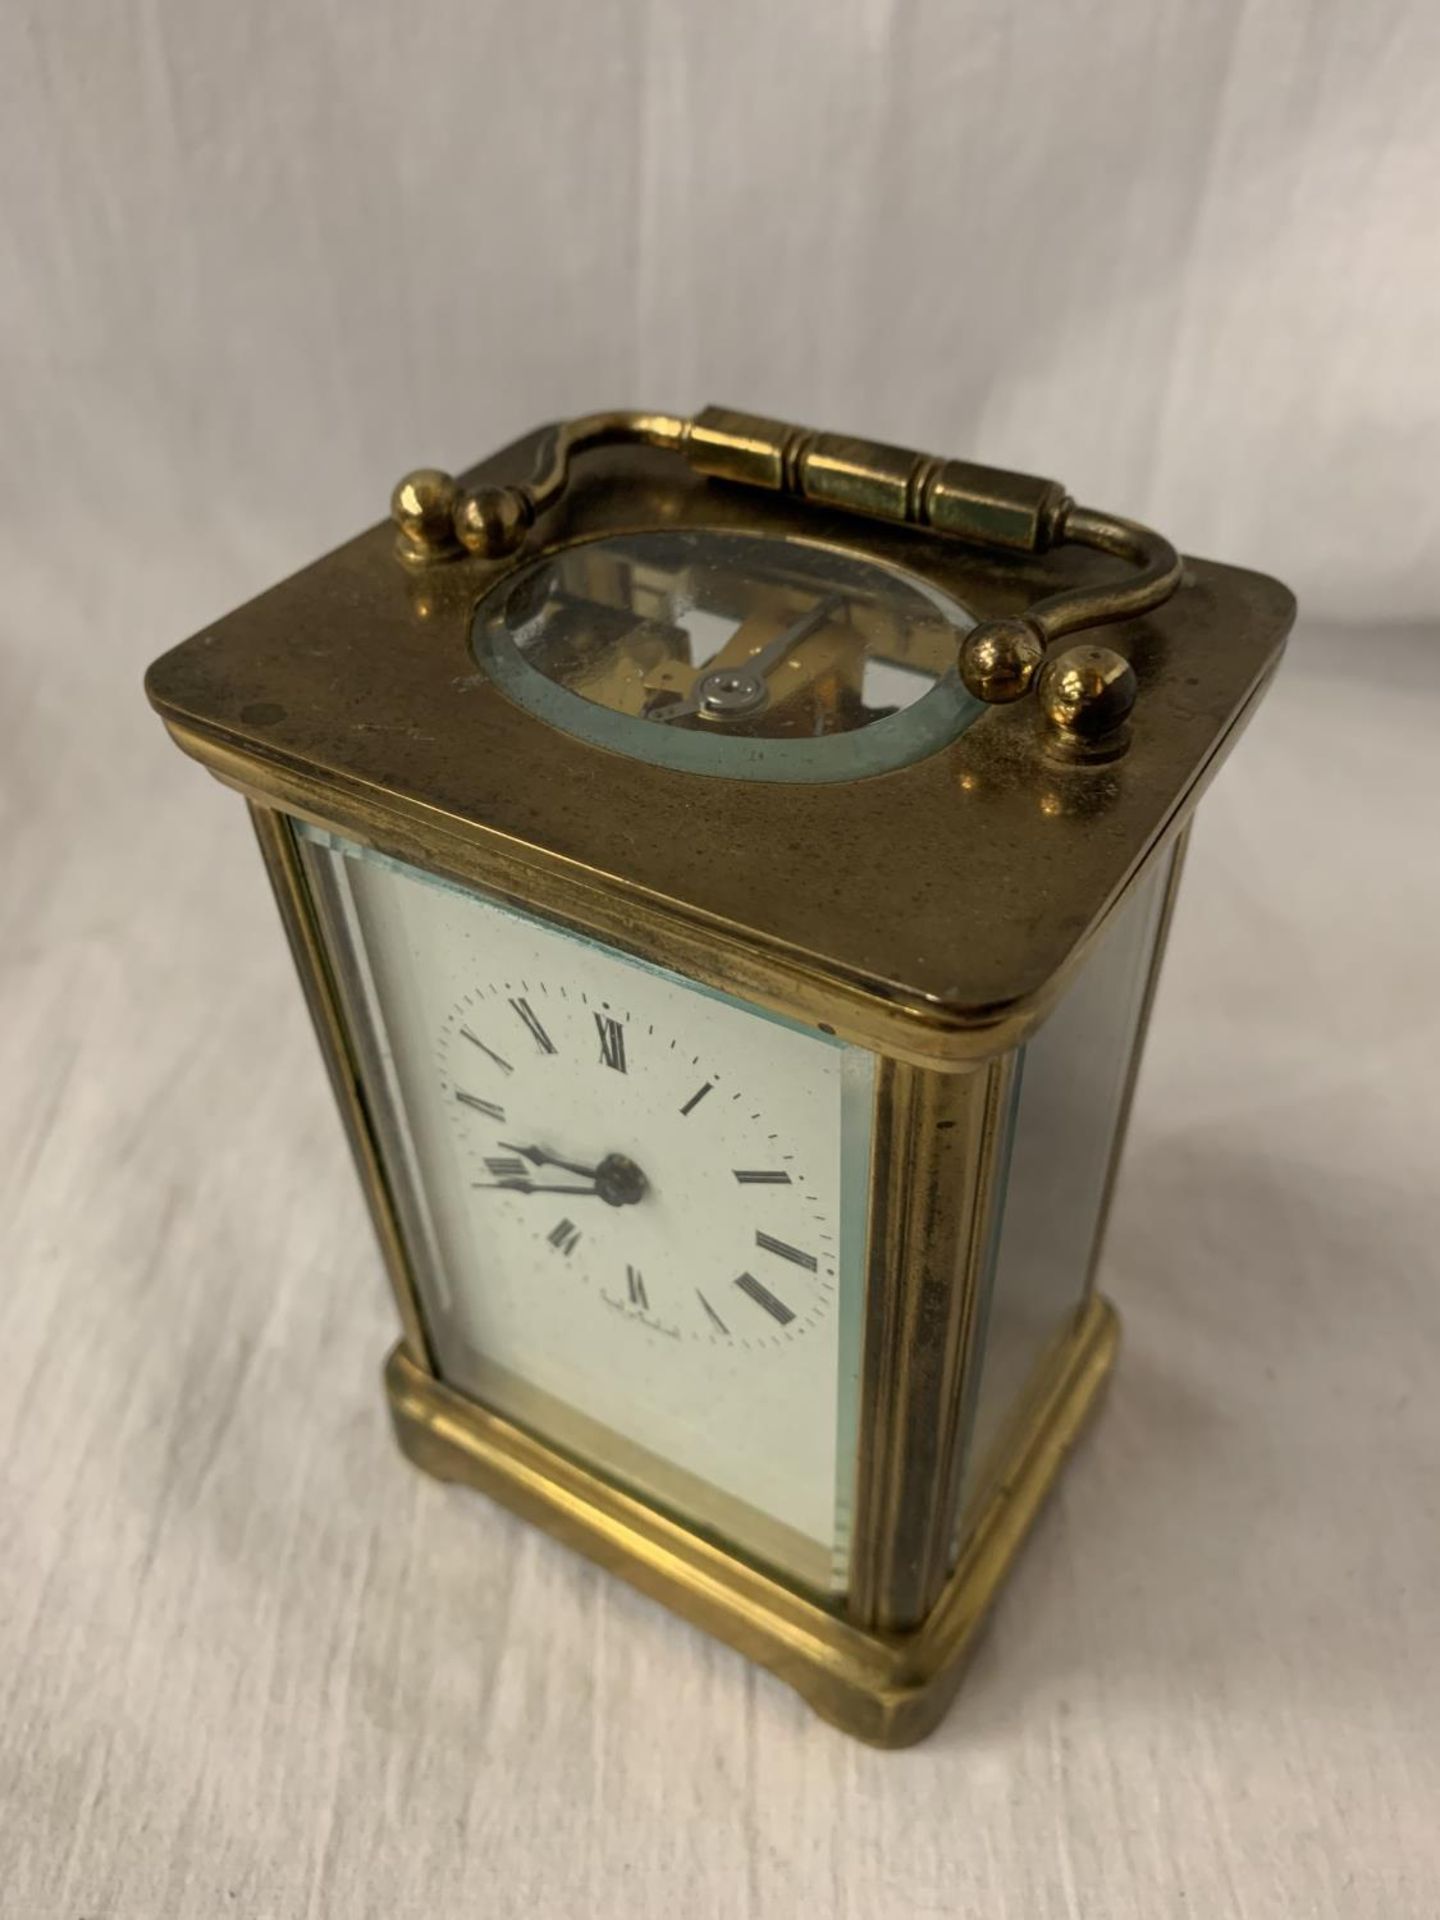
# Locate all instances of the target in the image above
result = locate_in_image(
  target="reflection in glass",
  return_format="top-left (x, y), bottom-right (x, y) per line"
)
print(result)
top-left (956, 852), bottom-right (1175, 1535)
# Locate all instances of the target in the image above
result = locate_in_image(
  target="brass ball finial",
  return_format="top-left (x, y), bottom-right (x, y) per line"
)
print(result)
top-left (959, 618), bottom-right (1046, 704)
top-left (391, 468), bottom-right (460, 563)
top-left (1036, 644), bottom-right (1137, 752)
top-left (455, 485), bottom-right (530, 558)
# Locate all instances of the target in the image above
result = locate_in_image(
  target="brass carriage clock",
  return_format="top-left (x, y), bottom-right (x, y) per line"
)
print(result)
top-left (146, 409), bottom-right (1293, 1745)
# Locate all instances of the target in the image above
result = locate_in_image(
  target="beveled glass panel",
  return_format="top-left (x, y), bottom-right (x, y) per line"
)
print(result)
top-left (295, 824), bottom-right (875, 1597)
top-left (957, 852), bottom-right (1174, 1532)
top-left (472, 527), bottom-right (981, 782)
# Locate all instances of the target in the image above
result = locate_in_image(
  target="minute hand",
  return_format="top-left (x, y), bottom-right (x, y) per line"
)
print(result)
top-left (472, 1178), bottom-right (604, 1196)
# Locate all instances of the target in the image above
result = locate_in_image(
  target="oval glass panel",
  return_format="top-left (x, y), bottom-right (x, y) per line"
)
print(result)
top-left (472, 528), bottom-right (982, 782)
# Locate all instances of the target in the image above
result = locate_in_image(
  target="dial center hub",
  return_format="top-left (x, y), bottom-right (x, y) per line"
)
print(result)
top-left (595, 1151), bottom-right (648, 1208)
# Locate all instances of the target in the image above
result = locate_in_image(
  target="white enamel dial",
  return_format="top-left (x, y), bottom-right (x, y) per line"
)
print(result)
top-left (299, 829), bottom-right (875, 1587)
top-left (438, 981), bottom-right (837, 1351)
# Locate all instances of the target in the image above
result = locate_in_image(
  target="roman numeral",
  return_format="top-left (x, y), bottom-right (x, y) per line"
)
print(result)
top-left (626, 1264), bottom-right (648, 1310)
top-left (595, 1013), bottom-right (627, 1073)
top-left (461, 1026), bottom-right (513, 1075)
top-left (510, 997), bottom-right (555, 1055)
top-left (485, 1155), bottom-right (528, 1180)
top-left (733, 1170), bottom-right (792, 1185)
top-left (680, 1082), bottom-right (713, 1116)
top-left (456, 1089), bottom-right (505, 1122)
top-left (696, 1289), bottom-right (729, 1335)
top-left (734, 1271), bottom-right (794, 1326)
top-left (755, 1230), bottom-right (817, 1272)
top-left (548, 1218), bottom-right (581, 1256)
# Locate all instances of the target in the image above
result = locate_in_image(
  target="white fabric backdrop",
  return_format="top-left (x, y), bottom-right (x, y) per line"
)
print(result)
top-left (3, 3), bottom-right (1437, 1915)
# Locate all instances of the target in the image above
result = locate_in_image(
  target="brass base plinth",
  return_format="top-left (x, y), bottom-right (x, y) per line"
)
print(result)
top-left (385, 1293), bottom-right (1118, 1748)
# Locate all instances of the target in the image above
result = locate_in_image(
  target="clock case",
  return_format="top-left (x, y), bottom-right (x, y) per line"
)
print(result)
top-left (146, 410), bottom-right (1294, 1746)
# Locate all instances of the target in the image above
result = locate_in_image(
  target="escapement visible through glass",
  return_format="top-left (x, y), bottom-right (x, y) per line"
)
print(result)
top-left (471, 528), bottom-right (982, 782)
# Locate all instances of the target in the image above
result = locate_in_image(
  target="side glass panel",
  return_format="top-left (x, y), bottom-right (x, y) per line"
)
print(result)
top-left (956, 852), bottom-right (1175, 1535)
top-left (294, 824), bottom-right (875, 1598)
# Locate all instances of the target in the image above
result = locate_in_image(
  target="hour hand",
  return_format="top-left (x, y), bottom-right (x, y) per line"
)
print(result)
top-left (499, 1141), bottom-right (600, 1180)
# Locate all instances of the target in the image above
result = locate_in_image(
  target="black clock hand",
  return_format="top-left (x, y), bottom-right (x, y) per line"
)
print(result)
top-left (498, 1141), bottom-right (600, 1180)
top-left (473, 1177), bottom-right (605, 1196)
top-left (477, 1150), bottom-right (648, 1208)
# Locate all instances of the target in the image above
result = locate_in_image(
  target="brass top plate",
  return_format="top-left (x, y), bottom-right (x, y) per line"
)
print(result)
top-left (146, 426), bottom-right (1294, 1065)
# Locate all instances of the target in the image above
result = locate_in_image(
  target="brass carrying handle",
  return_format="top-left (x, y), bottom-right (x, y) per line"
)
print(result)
top-left (392, 406), bottom-right (1183, 750)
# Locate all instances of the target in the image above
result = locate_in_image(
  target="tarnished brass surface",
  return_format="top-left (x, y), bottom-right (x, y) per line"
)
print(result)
top-left (385, 1292), bottom-right (1119, 1747)
top-left (390, 468), bottom-right (462, 567)
top-left (413, 406), bottom-right (1183, 675)
top-left (146, 413), bottom-right (1291, 1743)
top-left (689, 413), bottom-right (1066, 553)
top-left (251, 786), bottom-right (1033, 1630)
top-left (958, 617), bottom-right (1046, 703)
top-left (1038, 643), bottom-right (1139, 759)
top-left (146, 422), bottom-right (1293, 1068)
top-left (848, 1055), bottom-right (1017, 1630)
top-left (678, 409), bottom-right (1184, 656)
